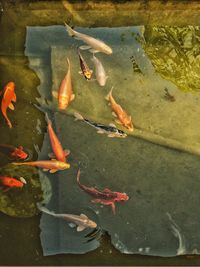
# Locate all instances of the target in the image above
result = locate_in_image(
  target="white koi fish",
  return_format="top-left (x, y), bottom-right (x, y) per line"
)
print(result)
top-left (38, 205), bottom-right (97, 232)
top-left (91, 55), bottom-right (108, 87)
top-left (64, 23), bottom-right (112, 55)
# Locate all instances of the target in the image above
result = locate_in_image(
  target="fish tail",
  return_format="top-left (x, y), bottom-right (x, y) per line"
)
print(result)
top-left (76, 169), bottom-right (81, 185)
top-left (12, 162), bottom-right (25, 166)
top-left (105, 86), bottom-right (114, 101)
top-left (67, 57), bottom-right (70, 68)
top-left (64, 22), bottom-right (75, 37)
top-left (74, 112), bottom-right (84, 121)
top-left (37, 204), bottom-right (56, 217)
top-left (2, 110), bottom-right (12, 128)
top-left (45, 112), bottom-right (52, 125)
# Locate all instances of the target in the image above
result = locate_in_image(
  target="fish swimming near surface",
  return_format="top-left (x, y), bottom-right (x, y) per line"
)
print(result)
top-left (78, 49), bottom-right (93, 80)
top-left (12, 159), bottom-right (70, 173)
top-left (64, 23), bottom-right (112, 55)
top-left (0, 82), bottom-right (16, 128)
top-left (52, 58), bottom-right (75, 110)
top-left (74, 112), bottom-right (127, 138)
top-left (45, 113), bottom-right (70, 162)
top-left (37, 204), bottom-right (97, 232)
top-left (0, 144), bottom-right (28, 160)
top-left (0, 176), bottom-right (26, 192)
top-left (91, 55), bottom-right (108, 86)
top-left (106, 87), bottom-right (134, 132)
top-left (76, 169), bottom-right (129, 214)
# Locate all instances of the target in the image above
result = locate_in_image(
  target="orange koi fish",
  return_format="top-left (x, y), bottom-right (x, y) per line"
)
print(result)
top-left (45, 113), bottom-right (70, 162)
top-left (0, 176), bottom-right (26, 192)
top-left (0, 82), bottom-right (16, 128)
top-left (12, 160), bottom-right (70, 173)
top-left (52, 58), bottom-right (75, 110)
top-left (106, 87), bottom-right (134, 132)
top-left (0, 144), bottom-right (28, 160)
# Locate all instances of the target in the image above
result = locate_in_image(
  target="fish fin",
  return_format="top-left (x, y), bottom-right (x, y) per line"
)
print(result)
top-left (12, 92), bottom-right (17, 102)
top-left (49, 169), bottom-right (57, 173)
top-left (70, 94), bottom-right (75, 102)
top-left (64, 149), bottom-right (70, 156)
top-left (77, 225), bottom-right (86, 232)
top-left (108, 134), bottom-right (116, 138)
top-left (8, 103), bottom-right (15, 110)
top-left (103, 188), bottom-right (112, 193)
top-left (97, 129), bottom-right (104, 134)
top-left (78, 71), bottom-right (83, 75)
top-left (43, 169), bottom-right (49, 172)
top-left (68, 223), bottom-right (76, 228)
top-left (109, 123), bottom-right (116, 128)
top-left (52, 91), bottom-right (58, 98)
top-left (51, 159), bottom-right (56, 161)
top-left (112, 112), bottom-right (117, 117)
top-left (48, 152), bottom-right (55, 159)
top-left (3, 187), bottom-right (10, 192)
top-left (74, 36), bottom-right (81, 40)
top-left (115, 119), bottom-right (122, 125)
top-left (74, 112), bottom-right (84, 121)
top-left (80, 213), bottom-right (88, 219)
top-left (89, 49), bottom-right (99, 53)
top-left (79, 45), bottom-right (91, 50)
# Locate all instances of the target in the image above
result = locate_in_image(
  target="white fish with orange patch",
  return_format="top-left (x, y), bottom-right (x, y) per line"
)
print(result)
top-left (65, 23), bottom-right (112, 55)
top-left (106, 87), bottom-right (134, 132)
top-left (52, 58), bottom-right (75, 110)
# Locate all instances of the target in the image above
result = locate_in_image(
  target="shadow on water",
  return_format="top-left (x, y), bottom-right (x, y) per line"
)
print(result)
top-left (1, 0), bottom-right (200, 265)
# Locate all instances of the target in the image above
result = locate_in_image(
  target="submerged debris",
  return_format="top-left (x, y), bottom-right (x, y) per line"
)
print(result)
top-left (164, 88), bottom-right (176, 102)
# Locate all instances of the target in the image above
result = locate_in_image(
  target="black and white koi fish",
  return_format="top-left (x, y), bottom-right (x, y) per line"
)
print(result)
top-left (65, 23), bottom-right (112, 54)
top-left (37, 205), bottom-right (97, 232)
top-left (74, 112), bottom-right (127, 138)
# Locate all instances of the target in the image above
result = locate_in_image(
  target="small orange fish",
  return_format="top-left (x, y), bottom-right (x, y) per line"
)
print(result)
top-left (45, 113), bottom-right (70, 162)
top-left (12, 159), bottom-right (70, 173)
top-left (0, 82), bottom-right (16, 128)
top-left (106, 87), bottom-right (133, 132)
top-left (0, 176), bottom-right (26, 192)
top-left (0, 144), bottom-right (28, 160)
top-left (52, 58), bottom-right (75, 110)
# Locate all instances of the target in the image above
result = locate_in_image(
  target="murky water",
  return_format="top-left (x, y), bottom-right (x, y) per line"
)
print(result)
top-left (1, 1), bottom-right (200, 265)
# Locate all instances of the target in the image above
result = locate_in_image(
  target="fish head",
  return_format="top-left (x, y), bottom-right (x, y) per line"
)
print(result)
top-left (86, 219), bottom-right (97, 229)
top-left (58, 95), bottom-right (69, 110)
top-left (104, 46), bottom-right (113, 55)
top-left (12, 146), bottom-right (28, 160)
top-left (7, 177), bottom-right (24, 188)
top-left (84, 70), bottom-right (93, 80)
top-left (124, 116), bottom-right (134, 132)
top-left (5, 82), bottom-right (15, 91)
top-left (60, 161), bottom-right (70, 170)
top-left (116, 192), bottom-right (129, 201)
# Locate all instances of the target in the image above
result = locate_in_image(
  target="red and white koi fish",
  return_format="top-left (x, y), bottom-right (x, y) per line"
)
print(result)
top-left (0, 82), bottom-right (16, 128)
top-left (78, 49), bottom-right (93, 80)
top-left (38, 205), bottom-right (97, 232)
top-left (106, 87), bottom-right (134, 132)
top-left (76, 169), bottom-right (129, 214)
top-left (0, 144), bottom-right (28, 160)
top-left (45, 113), bottom-right (70, 162)
top-left (0, 176), bottom-right (26, 192)
top-left (52, 58), bottom-right (75, 110)
top-left (91, 55), bottom-right (108, 86)
top-left (65, 23), bottom-right (112, 55)
top-left (12, 159), bottom-right (70, 173)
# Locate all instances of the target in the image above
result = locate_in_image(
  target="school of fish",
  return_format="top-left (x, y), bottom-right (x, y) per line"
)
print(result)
top-left (0, 24), bottom-right (133, 234)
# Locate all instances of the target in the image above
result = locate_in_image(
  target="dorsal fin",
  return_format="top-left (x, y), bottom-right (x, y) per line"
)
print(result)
top-left (80, 213), bottom-right (88, 219)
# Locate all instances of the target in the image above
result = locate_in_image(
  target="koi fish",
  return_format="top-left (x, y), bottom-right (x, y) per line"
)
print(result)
top-left (38, 204), bottom-right (97, 232)
top-left (91, 55), bottom-right (108, 86)
top-left (164, 88), bottom-right (175, 102)
top-left (76, 169), bottom-right (129, 214)
top-left (74, 112), bottom-right (127, 138)
top-left (0, 176), bottom-right (26, 192)
top-left (65, 23), bottom-right (112, 55)
top-left (0, 82), bottom-right (16, 128)
top-left (106, 87), bottom-right (134, 132)
top-left (52, 58), bottom-right (75, 110)
top-left (0, 144), bottom-right (28, 160)
top-left (45, 113), bottom-right (70, 162)
top-left (78, 49), bottom-right (93, 80)
top-left (12, 159), bottom-right (70, 173)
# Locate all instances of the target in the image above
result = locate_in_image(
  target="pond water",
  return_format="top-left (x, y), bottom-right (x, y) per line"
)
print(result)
top-left (1, 1), bottom-right (200, 265)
